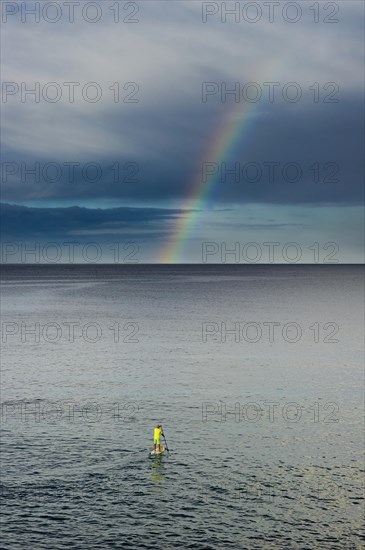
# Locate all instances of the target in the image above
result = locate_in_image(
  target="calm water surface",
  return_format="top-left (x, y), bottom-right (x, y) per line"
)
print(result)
top-left (1, 265), bottom-right (364, 549)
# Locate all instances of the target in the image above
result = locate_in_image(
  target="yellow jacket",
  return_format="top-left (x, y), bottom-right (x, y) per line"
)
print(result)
top-left (154, 426), bottom-right (163, 440)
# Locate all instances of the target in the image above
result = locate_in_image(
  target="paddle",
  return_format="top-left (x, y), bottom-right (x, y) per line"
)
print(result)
top-left (162, 433), bottom-right (169, 452)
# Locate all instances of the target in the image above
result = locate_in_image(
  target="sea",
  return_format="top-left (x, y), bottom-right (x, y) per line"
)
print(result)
top-left (1, 264), bottom-right (364, 549)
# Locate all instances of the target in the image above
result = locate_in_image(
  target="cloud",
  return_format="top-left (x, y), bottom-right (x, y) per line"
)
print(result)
top-left (1, 88), bottom-right (364, 207)
top-left (1, 202), bottom-right (363, 263)
top-left (1, 1), bottom-right (363, 261)
top-left (0, 202), bottom-right (181, 240)
top-left (2, 1), bottom-right (363, 176)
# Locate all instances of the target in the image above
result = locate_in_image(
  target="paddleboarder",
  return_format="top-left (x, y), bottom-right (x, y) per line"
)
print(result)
top-left (153, 424), bottom-right (164, 453)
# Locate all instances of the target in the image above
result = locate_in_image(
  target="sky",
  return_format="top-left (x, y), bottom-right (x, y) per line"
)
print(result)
top-left (1, 0), bottom-right (364, 263)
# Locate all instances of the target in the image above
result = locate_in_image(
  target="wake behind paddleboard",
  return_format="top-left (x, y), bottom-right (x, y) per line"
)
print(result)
top-left (150, 445), bottom-right (165, 456)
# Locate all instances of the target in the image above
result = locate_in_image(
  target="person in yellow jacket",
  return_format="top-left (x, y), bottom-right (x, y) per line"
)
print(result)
top-left (153, 424), bottom-right (164, 453)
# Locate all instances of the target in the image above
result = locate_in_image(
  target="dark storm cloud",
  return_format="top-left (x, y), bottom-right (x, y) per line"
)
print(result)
top-left (0, 202), bottom-right (182, 240)
top-left (1, 1), bottom-right (363, 261)
top-left (2, 95), bottom-right (363, 206)
top-left (2, 0), bottom-right (363, 208)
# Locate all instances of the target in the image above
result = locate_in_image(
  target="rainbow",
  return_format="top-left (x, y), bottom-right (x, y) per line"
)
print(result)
top-left (159, 94), bottom-right (261, 263)
top-left (157, 55), bottom-right (281, 264)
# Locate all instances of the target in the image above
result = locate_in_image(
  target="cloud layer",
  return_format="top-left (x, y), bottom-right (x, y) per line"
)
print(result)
top-left (1, 1), bottom-right (364, 261)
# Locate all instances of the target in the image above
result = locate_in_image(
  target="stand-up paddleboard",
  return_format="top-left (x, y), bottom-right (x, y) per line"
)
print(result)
top-left (150, 445), bottom-right (165, 456)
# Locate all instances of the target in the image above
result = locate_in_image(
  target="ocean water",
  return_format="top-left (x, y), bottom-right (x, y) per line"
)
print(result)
top-left (1, 265), bottom-right (364, 549)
